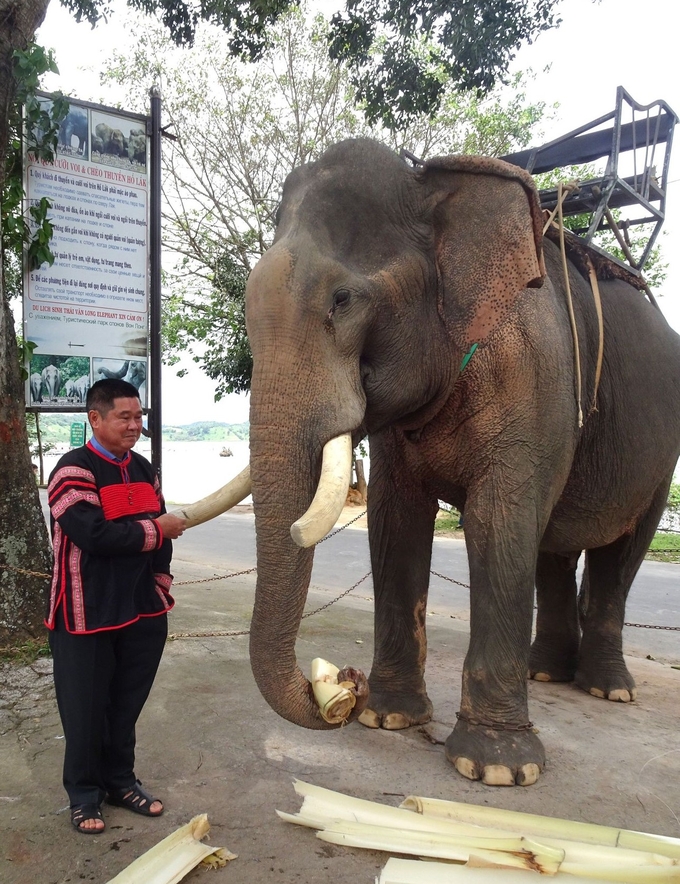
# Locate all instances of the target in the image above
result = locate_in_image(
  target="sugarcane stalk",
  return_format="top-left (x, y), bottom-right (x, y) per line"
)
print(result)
top-left (402, 796), bottom-right (680, 860)
top-left (310, 658), bottom-right (357, 724)
top-left (105, 814), bottom-right (236, 883)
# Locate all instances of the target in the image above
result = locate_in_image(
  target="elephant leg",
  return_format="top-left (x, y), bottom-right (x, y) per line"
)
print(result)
top-left (575, 474), bottom-right (673, 702)
top-left (360, 434), bottom-right (437, 731)
top-left (444, 483), bottom-right (547, 786)
top-left (529, 551), bottom-right (581, 682)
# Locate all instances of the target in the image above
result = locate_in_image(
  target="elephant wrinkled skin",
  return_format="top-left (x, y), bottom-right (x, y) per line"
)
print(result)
top-left (244, 138), bottom-right (680, 786)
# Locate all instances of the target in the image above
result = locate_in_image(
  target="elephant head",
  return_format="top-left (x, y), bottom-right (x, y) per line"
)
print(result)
top-left (238, 138), bottom-right (545, 729)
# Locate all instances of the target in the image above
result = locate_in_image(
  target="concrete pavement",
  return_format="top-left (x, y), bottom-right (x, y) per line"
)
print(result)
top-left (1, 512), bottom-right (680, 883)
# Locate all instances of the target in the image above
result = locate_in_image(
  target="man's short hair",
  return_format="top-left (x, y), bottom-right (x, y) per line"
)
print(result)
top-left (87, 378), bottom-right (141, 416)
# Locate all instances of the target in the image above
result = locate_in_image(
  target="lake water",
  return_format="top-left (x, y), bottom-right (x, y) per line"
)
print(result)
top-left (40, 439), bottom-right (253, 505)
top-left (37, 441), bottom-right (680, 525)
top-left (40, 439), bottom-right (372, 506)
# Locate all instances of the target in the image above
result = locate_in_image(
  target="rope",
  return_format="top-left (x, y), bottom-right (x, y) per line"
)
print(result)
top-left (542, 180), bottom-right (579, 236)
top-left (557, 181), bottom-right (584, 428)
top-left (544, 182), bottom-right (605, 425)
top-left (586, 256), bottom-right (604, 413)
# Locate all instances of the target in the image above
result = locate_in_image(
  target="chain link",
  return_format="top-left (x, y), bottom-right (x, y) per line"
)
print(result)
top-left (173, 567), bottom-right (256, 587)
top-left (0, 563), bottom-right (51, 579)
top-left (301, 572), bottom-right (372, 619)
top-left (429, 569), bottom-right (471, 589)
top-left (4, 510), bottom-right (680, 635)
top-left (623, 622), bottom-right (680, 631)
top-left (317, 509), bottom-right (367, 541)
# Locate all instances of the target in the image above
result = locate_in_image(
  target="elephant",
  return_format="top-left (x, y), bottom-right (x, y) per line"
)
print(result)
top-left (182, 138), bottom-right (680, 788)
top-left (64, 378), bottom-right (77, 401)
top-left (74, 375), bottom-right (90, 404)
top-left (41, 364), bottom-right (61, 401)
top-left (97, 360), bottom-right (146, 390)
top-left (30, 372), bottom-right (43, 404)
top-left (93, 123), bottom-right (127, 158)
top-left (59, 108), bottom-right (88, 156)
top-left (97, 360), bottom-right (130, 381)
top-left (127, 128), bottom-right (146, 164)
top-left (125, 361), bottom-right (146, 390)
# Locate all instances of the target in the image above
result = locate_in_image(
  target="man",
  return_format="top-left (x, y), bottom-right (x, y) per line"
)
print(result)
top-left (46, 379), bottom-right (186, 834)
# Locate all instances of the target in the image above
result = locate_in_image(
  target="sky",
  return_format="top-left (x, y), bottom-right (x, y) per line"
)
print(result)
top-left (34, 0), bottom-right (680, 425)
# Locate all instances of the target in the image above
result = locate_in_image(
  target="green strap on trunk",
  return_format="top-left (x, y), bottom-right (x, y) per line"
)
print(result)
top-left (459, 343), bottom-right (478, 374)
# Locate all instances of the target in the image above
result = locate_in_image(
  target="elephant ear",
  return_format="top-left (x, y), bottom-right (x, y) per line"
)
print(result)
top-left (420, 155), bottom-right (546, 350)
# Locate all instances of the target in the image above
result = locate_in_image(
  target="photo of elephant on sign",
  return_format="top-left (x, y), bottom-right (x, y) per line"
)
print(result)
top-left (180, 138), bottom-right (680, 788)
top-left (93, 358), bottom-right (147, 405)
top-left (90, 111), bottom-right (147, 173)
top-left (28, 355), bottom-right (91, 407)
top-left (58, 105), bottom-right (88, 158)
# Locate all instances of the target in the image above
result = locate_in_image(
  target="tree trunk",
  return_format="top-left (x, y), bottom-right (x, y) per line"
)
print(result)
top-left (0, 0), bottom-right (54, 646)
top-left (355, 457), bottom-right (367, 502)
top-left (35, 411), bottom-right (44, 483)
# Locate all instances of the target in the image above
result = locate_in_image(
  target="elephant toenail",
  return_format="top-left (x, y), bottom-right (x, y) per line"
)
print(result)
top-left (454, 757), bottom-right (480, 781)
top-left (358, 709), bottom-right (380, 728)
top-left (383, 713), bottom-right (409, 730)
top-left (608, 689), bottom-right (633, 702)
top-left (516, 763), bottom-right (541, 785)
top-left (482, 764), bottom-right (515, 786)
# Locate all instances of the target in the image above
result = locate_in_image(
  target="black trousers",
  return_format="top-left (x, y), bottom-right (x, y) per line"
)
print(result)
top-left (49, 610), bottom-right (168, 807)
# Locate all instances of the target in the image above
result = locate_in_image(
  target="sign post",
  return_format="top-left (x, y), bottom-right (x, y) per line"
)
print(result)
top-left (149, 87), bottom-right (162, 480)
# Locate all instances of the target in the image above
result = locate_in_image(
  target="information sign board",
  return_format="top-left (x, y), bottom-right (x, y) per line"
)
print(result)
top-left (70, 422), bottom-right (86, 447)
top-left (24, 97), bottom-right (150, 409)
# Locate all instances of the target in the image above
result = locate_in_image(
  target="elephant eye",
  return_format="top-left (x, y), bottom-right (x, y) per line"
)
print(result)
top-left (332, 289), bottom-right (351, 309)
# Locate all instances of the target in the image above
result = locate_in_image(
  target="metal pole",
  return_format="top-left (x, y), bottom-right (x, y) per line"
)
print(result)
top-left (149, 86), bottom-right (162, 479)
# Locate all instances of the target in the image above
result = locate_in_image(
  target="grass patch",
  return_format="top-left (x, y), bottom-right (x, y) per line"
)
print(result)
top-left (649, 532), bottom-right (680, 550)
top-left (646, 532), bottom-right (680, 562)
top-left (0, 638), bottom-right (51, 666)
top-left (434, 509), bottom-right (464, 535)
top-left (431, 520), bottom-right (680, 560)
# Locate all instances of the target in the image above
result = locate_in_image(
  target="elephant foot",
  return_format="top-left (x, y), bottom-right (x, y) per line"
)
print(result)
top-left (528, 634), bottom-right (579, 683)
top-left (574, 661), bottom-right (637, 702)
top-left (575, 637), bottom-right (637, 702)
top-left (358, 688), bottom-right (433, 730)
top-left (445, 719), bottom-right (545, 786)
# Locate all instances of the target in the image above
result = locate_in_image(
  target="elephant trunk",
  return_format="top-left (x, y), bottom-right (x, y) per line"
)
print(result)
top-left (246, 242), bottom-right (368, 728)
top-left (248, 422), bottom-right (337, 730)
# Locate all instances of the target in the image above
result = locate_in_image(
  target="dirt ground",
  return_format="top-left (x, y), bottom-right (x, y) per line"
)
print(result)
top-left (1, 511), bottom-right (680, 884)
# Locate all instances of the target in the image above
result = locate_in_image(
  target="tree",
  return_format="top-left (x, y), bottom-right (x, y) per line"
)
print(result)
top-left (68, 0), bottom-right (564, 128)
top-left (100, 9), bottom-right (551, 396)
top-left (327, 0), bottom-right (562, 128)
top-left (0, 31), bottom-right (67, 645)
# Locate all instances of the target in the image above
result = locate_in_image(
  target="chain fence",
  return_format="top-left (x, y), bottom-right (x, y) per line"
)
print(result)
top-left (3, 508), bottom-right (679, 640)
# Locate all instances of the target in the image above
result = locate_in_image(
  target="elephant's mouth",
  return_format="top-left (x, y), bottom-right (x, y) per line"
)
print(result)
top-left (171, 432), bottom-right (355, 548)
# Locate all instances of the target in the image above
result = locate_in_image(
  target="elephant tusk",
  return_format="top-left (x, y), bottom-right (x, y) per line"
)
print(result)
top-left (170, 466), bottom-right (251, 528)
top-left (290, 434), bottom-right (353, 548)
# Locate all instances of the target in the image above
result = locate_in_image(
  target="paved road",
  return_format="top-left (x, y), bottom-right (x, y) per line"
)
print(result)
top-left (176, 509), bottom-right (680, 664)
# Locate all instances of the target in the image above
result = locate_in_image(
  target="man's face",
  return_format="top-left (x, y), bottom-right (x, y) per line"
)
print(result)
top-left (89, 396), bottom-right (143, 458)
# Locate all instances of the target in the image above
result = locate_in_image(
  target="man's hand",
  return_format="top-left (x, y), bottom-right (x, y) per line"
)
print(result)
top-left (155, 513), bottom-right (187, 539)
